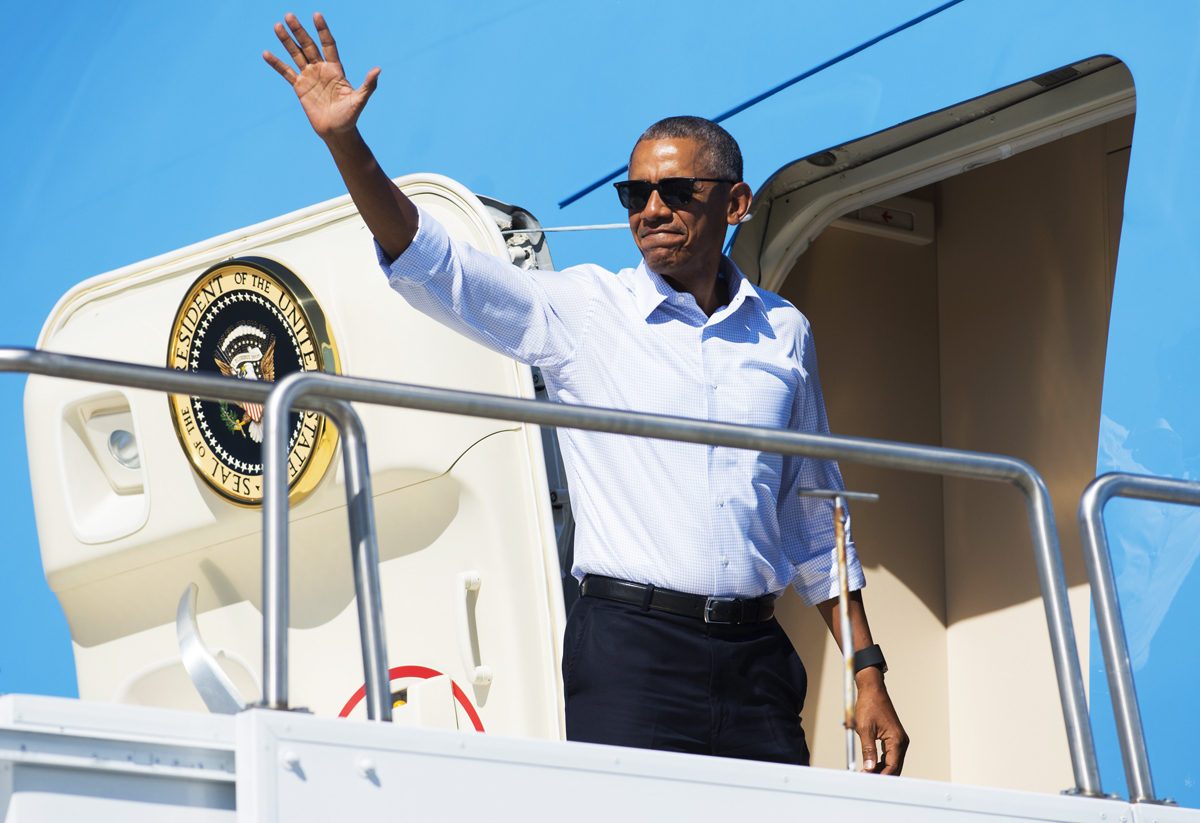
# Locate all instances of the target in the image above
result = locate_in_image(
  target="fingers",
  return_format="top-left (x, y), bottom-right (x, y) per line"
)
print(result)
top-left (262, 50), bottom-right (299, 84)
top-left (358, 66), bottom-right (381, 98)
top-left (314, 12), bottom-right (341, 64)
top-left (877, 739), bottom-right (896, 774)
top-left (854, 681), bottom-right (909, 776)
top-left (879, 745), bottom-right (900, 774)
top-left (286, 12), bottom-right (323, 66)
top-left (860, 726), bottom-right (881, 773)
top-left (879, 731), bottom-right (909, 775)
top-left (274, 21), bottom-right (308, 70)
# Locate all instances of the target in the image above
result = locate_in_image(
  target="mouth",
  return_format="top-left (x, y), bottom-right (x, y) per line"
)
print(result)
top-left (639, 227), bottom-right (684, 242)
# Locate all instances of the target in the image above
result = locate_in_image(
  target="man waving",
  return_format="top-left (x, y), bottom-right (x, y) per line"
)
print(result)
top-left (265, 12), bottom-right (907, 772)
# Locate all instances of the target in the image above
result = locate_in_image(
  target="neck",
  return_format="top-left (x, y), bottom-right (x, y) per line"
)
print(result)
top-left (658, 252), bottom-right (729, 317)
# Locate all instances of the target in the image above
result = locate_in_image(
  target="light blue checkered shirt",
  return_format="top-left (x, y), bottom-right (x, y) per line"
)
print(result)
top-left (378, 209), bottom-right (863, 604)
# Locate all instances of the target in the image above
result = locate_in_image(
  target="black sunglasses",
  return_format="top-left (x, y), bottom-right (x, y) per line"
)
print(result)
top-left (614, 177), bottom-right (736, 211)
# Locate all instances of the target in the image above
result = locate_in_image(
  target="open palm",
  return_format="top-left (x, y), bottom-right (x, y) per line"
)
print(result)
top-left (264, 13), bottom-right (380, 140)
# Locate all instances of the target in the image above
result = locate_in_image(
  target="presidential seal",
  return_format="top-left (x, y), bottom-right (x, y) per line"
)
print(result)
top-left (168, 257), bottom-right (339, 506)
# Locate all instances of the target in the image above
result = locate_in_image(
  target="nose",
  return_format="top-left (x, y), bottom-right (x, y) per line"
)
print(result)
top-left (641, 188), bottom-right (672, 221)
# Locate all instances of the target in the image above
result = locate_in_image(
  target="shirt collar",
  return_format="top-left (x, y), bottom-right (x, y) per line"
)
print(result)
top-left (632, 261), bottom-right (675, 320)
top-left (632, 256), bottom-right (767, 322)
top-left (718, 256), bottom-right (769, 322)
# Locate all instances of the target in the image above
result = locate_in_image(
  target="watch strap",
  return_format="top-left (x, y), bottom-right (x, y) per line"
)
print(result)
top-left (853, 643), bottom-right (887, 675)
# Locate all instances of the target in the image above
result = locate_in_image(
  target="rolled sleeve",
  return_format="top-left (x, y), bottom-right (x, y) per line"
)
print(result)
top-left (375, 208), bottom-right (446, 286)
top-left (373, 207), bottom-right (598, 369)
top-left (790, 525), bottom-right (866, 606)
top-left (778, 317), bottom-right (866, 606)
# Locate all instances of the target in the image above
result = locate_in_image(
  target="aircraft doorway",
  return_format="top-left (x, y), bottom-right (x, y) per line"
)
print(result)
top-left (733, 64), bottom-right (1133, 794)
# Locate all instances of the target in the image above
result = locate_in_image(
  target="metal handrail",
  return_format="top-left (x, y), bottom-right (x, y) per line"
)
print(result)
top-left (0, 349), bottom-right (389, 721)
top-left (1077, 472), bottom-right (1200, 803)
top-left (262, 369), bottom-right (1103, 796)
top-left (6, 348), bottom-right (272, 404)
top-left (0, 346), bottom-right (1104, 793)
top-left (296, 397), bottom-right (392, 722)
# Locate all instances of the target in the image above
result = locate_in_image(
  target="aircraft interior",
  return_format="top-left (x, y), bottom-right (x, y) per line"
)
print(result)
top-left (738, 65), bottom-right (1134, 792)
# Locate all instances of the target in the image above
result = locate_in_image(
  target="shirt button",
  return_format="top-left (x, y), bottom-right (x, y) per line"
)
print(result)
top-left (711, 380), bottom-right (718, 389)
top-left (721, 556), bottom-right (730, 567)
top-left (717, 497), bottom-right (725, 507)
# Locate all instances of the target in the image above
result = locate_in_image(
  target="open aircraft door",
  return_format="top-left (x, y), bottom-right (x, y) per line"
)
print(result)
top-left (724, 58), bottom-right (1136, 788)
top-left (26, 174), bottom-right (568, 739)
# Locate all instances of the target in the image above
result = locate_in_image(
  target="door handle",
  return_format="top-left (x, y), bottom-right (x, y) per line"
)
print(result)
top-left (176, 583), bottom-right (248, 714)
top-left (455, 571), bottom-right (493, 686)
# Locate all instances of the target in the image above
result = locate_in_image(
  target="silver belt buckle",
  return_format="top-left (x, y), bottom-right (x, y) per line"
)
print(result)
top-left (704, 596), bottom-right (739, 624)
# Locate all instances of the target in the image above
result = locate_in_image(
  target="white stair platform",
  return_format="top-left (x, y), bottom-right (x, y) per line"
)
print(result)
top-left (0, 695), bottom-right (234, 821)
top-left (0, 695), bottom-right (1194, 823)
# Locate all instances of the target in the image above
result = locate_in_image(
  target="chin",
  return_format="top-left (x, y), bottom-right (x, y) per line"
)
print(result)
top-left (643, 251), bottom-right (684, 275)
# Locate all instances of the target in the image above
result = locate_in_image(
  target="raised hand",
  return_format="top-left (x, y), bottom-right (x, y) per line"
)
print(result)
top-left (263, 13), bottom-right (380, 142)
top-left (263, 12), bottom-right (417, 260)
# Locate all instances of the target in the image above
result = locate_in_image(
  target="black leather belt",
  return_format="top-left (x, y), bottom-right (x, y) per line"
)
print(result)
top-left (580, 575), bottom-right (776, 625)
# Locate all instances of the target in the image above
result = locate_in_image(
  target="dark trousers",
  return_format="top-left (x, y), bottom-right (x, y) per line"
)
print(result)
top-left (562, 595), bottom-right (810, 765)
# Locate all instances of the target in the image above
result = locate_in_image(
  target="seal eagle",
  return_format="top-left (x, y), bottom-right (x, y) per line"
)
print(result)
top-left (213, 323), bottom-right (276, 443)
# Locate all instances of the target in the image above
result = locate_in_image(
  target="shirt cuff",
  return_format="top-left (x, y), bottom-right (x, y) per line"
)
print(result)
top-left (375, 207), bottom-right (450, 286)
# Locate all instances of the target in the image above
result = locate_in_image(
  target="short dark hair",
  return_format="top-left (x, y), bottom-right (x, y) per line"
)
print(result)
top-left (633, 116), bottom-right (743, 183)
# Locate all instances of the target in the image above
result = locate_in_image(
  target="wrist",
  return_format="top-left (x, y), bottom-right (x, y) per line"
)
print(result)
top-left (855, 665), bottom-right (885, 691)
top-left (322, 126), bottom-right (367, 155)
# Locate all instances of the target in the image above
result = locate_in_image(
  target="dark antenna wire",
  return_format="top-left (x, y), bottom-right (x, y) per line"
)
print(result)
top-left (557, 0), bottom-right (969, 208)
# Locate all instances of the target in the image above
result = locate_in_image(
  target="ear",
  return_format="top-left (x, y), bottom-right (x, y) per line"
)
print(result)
top-left (726, 181), bottom-right (753, 226)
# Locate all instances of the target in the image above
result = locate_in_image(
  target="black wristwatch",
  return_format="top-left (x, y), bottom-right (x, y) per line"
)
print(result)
top-left (853, 644), bottom-right (887, 675)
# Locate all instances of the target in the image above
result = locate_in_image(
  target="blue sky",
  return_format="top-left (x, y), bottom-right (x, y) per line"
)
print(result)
top-left (0, 0), bottom-right (946, 696)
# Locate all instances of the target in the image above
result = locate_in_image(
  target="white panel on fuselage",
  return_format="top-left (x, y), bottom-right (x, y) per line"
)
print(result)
top-left (26, 174), bottom-right (565, 740)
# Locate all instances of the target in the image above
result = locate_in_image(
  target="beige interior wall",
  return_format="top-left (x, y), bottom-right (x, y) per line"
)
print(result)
top-left (771, 115), bottom-right (1132, 789)
top-left (775, 184), bottom-right (950, 780)
top-left (938, 117), bottom-right (1127, 791)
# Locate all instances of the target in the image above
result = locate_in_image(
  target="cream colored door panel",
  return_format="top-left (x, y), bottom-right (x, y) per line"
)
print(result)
top-left (30, 174), bottom-right (565, 739)
top-left (283, 429), bottom-right (562, 737)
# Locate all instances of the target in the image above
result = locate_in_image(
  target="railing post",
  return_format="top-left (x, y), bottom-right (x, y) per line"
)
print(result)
top-left (1079, 475), bottom-right (1152, 802)
top-left (1077, 472), bottom-right (1200, 803)
top-left (1017, 470), bottom-right (1101, 795)
top-left (311, 397), bottom-right (391, 722)
top-left (262, 377), bottom-right (392, 720)
top-left (260, 374), bottom-right (297, 711)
